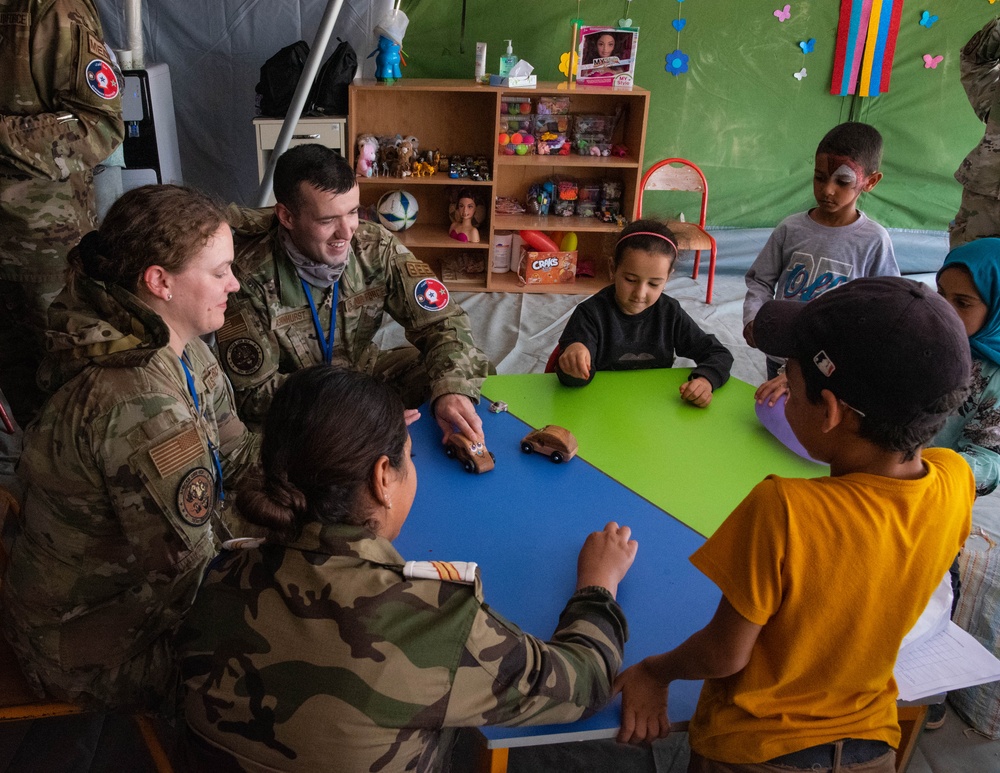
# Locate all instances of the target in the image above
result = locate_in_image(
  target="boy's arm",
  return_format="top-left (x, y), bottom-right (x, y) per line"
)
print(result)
top-left (744, 227), bottom-right (787, 333)
top-left (614, 596), bottom-right (762, 744)
top-left (863, 228), bottom-right (899, 278)
top-left (961, 18), bottom-right (1000, 122)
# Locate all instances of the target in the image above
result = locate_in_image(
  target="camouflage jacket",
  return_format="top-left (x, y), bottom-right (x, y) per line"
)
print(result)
top-left (219, 208), bottom-right (489, 426)
top-left (1, 277), bottom-right (261, 710)
top-left (957, 17), bottom-right (1000, 198)
top-left (179, 523), bottom-right (628, 772)
top-left (0, 0), bottom-right (125, 281)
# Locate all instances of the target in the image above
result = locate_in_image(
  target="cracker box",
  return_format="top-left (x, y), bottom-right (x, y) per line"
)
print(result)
top-left (517, 248), bottom-right (577, 285)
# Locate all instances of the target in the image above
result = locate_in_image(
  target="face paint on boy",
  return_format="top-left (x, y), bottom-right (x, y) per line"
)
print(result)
top-left (824, 155), bottom-right (865, 190)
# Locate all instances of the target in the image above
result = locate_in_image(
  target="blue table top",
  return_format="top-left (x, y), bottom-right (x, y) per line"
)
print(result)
top-left (396, 399), bottom-right (720, 747)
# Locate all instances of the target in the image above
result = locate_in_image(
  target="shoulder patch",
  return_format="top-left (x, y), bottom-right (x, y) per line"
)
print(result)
top-left (202, 362), bottom-right (220, 392)
top-left (87, 32), bottom-right (110, 62)
top-left (85, 59), bottom-right (119, 100)
top-left (414, 278), bottom-right (450, 312)
top-left (149, 427), bottom-right (204, 478)
top-left (216, 310), bottom-right (251, 344)
top-left (343, 286), bottom-right (386, 313)
top-left (225, 338), bottom-right (264, 376)
top-left (177, 467), bottom-right (215, 527)
top-left (403, 560), bottom-right (477, 584)
top-left (405, 261), bottom-right (435, 278)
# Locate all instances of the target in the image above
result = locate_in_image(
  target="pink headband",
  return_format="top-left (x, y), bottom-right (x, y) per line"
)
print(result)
top-left (616, 230), bottom-right (678, 255)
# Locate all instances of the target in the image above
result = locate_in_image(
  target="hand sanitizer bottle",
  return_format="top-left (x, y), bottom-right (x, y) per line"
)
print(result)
top-left (499, 40), bottom-right (517, 78)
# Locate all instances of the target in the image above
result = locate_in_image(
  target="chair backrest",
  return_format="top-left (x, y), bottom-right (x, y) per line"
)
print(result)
top-left (544, 345), bottom-right (561, 374)
top-left (638, 158), bottom-right (709, 227)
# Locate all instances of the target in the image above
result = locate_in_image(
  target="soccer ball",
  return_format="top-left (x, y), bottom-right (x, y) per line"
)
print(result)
top-left (376, 190), bottom-right (419, 231)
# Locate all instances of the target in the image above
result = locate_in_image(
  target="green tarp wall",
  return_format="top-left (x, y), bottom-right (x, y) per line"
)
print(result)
top-left (401, 1), bottom-right (996, 231)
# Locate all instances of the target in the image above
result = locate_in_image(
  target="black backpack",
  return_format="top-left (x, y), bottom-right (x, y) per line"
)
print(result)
top-left (255, 40), bottom-right (310, 117)
top-left (308, 38), bottom-right (357, 116)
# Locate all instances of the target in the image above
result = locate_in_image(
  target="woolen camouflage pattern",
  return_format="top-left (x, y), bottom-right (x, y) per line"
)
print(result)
top-left (219, 209), bottom-right (490, 425)
top-left (179, 522), bottom-right (627, 772)
top-left (0, 0), bottom-right (124, 281)
top-left (1, 276), bottom-right (261, 711)
top-left (953, 17), bottom-right (1000, 248)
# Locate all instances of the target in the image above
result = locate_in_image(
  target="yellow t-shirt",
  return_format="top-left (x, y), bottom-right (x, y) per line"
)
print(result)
top-left (689, 447), bottom-right (973, 763)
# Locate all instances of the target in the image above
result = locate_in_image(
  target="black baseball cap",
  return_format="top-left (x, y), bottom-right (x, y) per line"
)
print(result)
top-left (754, 277), bottom-right (971, 422)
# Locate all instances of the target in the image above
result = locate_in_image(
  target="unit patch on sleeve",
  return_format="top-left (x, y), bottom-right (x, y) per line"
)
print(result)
top-left (405, 261), bottom-right (436, 278)
top-left (177, 467), bottom-right (215, 526)
top-left (414, 278), bottom-right (450, 311)
top-left (225, 338), bottom-right (264, 376)
top-left (85, 59), bottom-right (119, 99)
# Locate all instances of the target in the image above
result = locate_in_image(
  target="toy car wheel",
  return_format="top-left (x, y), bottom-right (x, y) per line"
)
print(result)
top-left (550, 452), bottom-right (564, 464)
top-left (489, 452), bottom-right (496, 462)
top-left (463, 460), bottom-right (475, 473)
top-left (521, 441), bottom-right (533, 454)
top-left (445, 446), bottom-right (455, 458)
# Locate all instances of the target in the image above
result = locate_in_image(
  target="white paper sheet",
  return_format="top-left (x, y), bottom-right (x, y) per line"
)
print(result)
top-left (895, 621), bottom-right (1000, 702)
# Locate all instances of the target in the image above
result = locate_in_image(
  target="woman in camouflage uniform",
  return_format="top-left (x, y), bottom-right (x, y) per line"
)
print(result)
top-left (179, 365), bottom-right (637, 772)
top-left (2, 185), bottom-right (260, 711)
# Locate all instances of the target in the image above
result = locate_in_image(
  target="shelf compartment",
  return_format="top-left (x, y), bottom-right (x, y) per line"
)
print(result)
top-left (496, 154), bottom-right (639, 169)
top-left (358, 176), bottom-right (493, 187)
top-left (390, 224), bottom-right (491, 250)
top-left (493, 215), bottom-right (624, 233)
top-left (486, 271), bottom-right (608, 295)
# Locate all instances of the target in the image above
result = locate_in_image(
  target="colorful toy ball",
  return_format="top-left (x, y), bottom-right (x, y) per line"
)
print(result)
top-left (511, 132), bottom-right (523, 145)
top-left (376, 190), bottom-right (419, 231)
top-left (515, 144), bottom-right (528, 155)
top-left (498, 132), bottom-right (510, 145)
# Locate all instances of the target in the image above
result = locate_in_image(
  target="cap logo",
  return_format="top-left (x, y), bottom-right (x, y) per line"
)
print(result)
top-left (814, 350), bottom-right (836, 377)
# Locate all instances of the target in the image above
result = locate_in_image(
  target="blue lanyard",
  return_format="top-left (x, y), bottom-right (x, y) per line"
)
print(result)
top-left (301, 278), bottom-right (338, 365)
top-left (179, 355), bottom-right (225, 504)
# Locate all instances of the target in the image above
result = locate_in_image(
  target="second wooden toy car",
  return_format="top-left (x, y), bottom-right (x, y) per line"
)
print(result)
top-left (444, 433), bottom-right (495, 474)
top-left (520, 425), bottom-right (578, 464)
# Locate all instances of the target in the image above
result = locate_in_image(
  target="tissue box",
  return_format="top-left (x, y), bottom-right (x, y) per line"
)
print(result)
top-left (517, 247), bottom-right (577, 285)
top-left (489, 74), bottom-right (537, 88)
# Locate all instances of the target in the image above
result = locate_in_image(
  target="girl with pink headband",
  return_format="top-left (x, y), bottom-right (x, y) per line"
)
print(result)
top-left (555, 219), bottom-right (733, 407)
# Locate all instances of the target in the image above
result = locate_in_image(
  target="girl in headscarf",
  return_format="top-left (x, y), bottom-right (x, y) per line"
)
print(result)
top-left (935, 238), bottom-right (1000, 497)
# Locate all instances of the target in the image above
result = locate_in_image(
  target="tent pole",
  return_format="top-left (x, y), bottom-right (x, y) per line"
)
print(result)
top-left (255, 0), bottom-right (348, 207)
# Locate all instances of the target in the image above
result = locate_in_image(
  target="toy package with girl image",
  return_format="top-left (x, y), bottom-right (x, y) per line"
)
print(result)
top-left (576, 26), bottom-right (639, 88)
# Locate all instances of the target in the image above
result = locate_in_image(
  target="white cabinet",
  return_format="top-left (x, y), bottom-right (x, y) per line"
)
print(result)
top-left (253, 116), bottom-right (347, 205)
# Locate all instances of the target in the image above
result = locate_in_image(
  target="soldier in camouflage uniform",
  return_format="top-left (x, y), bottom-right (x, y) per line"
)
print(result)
top-left (1, 185), bottom-right (260, 712)
top-left (0, 0), bottom-right (125, 424)
top-left (179, 366), bottom-right (636, 772)
top-left (953, 17), bottom-right (1000, 250)
top-left (220, 143), bottom-right (490, 442)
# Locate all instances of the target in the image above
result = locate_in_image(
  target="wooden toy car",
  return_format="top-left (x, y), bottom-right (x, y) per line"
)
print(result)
top-left (444, 433), bottom-right (495, 474)
top-left (520, 425), bottom-right (578, 464)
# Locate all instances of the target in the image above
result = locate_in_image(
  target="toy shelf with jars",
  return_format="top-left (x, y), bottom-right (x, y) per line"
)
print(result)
top-left (348, 79), bottom-right (649, 294)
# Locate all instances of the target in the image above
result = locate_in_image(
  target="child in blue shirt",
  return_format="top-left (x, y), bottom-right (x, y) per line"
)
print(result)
top-left (555, 220), bottom-right (733, 407)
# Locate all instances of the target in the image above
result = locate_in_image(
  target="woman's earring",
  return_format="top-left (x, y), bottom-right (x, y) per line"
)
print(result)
top-left (166, 293), bottom-right (173, 301)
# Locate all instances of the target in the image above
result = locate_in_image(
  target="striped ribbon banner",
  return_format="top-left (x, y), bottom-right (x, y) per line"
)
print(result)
top-left (831, 0), bottom-right (905, 97)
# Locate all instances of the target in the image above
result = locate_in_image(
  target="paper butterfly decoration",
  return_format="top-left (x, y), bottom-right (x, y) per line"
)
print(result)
top-left (774, 4), bottom-right (791, 22)
top-left (794, 68), bottom-right (807, 80)
top-left (919, 11), bottom-right (938, 29)
top-left (923, 54), bottom-right (943, 69)
top-left (799, 39), bottom-right (816, 54)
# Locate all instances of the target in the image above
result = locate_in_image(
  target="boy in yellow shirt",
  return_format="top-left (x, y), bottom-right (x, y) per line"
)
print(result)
top-left (615, 277), bottom-right (974, 771)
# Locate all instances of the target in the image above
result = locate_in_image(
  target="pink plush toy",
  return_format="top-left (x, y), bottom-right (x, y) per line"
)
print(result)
top-left (356, 134), bottom-right (378, 178)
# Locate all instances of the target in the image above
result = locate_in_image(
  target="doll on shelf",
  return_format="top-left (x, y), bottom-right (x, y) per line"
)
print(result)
top-left (449, 188), bottom-right (481, 243)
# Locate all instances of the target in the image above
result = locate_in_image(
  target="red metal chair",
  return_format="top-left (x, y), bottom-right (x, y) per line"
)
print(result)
top-left (637, 158), bottom-right (718, 304)
top-left (544, 346), bottom-right (560, 374)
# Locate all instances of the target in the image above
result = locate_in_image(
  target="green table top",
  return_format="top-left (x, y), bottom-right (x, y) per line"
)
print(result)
top-left (482, 369), bottom-right (826, 536)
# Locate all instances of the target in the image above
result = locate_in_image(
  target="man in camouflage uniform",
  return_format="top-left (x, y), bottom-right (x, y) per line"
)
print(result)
top-left (953, 17), bottom-right (1000, 249)
top-left (220, 144), bottom-right (490, 442)
top-left (2, 270), bottom-right (260, 711)
top-left (179, 523), bottom-right (631, 771)
top-left (0, 0), bottom-right (124, 425)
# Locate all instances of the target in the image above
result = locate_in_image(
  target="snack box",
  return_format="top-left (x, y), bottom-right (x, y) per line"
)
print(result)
top-left (517, 248), bottom-right (577, 285)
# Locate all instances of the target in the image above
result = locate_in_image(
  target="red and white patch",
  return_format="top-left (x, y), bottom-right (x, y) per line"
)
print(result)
top-left (85, 59), bottom-right (120, 100)
top-left (813, 350), bottom-right (836, 377)
top-left (414, 278), bottom-right (450, 311)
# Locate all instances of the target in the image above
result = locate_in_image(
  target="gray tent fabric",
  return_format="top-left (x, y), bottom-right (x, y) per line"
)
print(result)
top-left (96, 0), bottom-right (389, 205)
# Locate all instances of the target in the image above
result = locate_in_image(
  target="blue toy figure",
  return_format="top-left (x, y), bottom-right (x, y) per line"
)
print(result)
top-left (370, 34), bottom-right (402, 83)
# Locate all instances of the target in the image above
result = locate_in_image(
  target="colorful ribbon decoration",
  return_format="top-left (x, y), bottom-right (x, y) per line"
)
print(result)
top-left (831, 0), bottom-right (904, 97)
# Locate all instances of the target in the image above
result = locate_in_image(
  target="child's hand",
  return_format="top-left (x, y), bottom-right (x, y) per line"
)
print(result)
top-left (743, 320), bottom-right (756, 348)
top-left (755, 373), bottom-right (788, 407)
top-left (558, 343), bottom-right (592, 381)
top-left (679, 376), bottom-right (713, 408)
top-left (404, 408), bottom-right (421, 426)
top-left (614, 659), bottom-right (672, 744)
top-left (576, 522), bottom-right (637, 599)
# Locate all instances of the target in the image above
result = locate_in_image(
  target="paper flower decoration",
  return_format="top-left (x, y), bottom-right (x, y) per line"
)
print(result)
top-left (559, 50), bottom-right (579, 77)
top-left (665, 50), bottom-right (689, 76)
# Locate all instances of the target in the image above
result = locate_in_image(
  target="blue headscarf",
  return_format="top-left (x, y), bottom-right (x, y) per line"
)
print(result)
top-left (940, 238), bottom-right (1000, 366)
